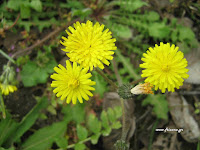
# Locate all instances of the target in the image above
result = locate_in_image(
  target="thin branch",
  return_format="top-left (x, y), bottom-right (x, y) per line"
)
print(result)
top-left (4, 14), bottom-right (20, 30)
top-left (130, 77), bottom-right (145, 85)
top-left (11, 19), bottom-right (80, 59)
top-left (95, 68), bottom-right (118, 90)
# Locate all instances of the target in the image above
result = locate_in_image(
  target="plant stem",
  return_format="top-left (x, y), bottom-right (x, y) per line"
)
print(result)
top-left (0, 49), bottom-right (15, 64)
top-left (0, 91), bottom-right (6, 119)
top-left (95, 68), bottom-right (118, 90)
top-left (120, 98), bottom-right (127, 141)
top-left (148, 118), bottom-right (159, 150)
top-left (130, 77), bottom-right (145, 85)
top-left (55, 137), bottom-right (91, 150)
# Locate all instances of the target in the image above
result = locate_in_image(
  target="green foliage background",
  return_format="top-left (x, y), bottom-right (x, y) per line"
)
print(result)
top-left (0, 0), bottom-right (199, 149)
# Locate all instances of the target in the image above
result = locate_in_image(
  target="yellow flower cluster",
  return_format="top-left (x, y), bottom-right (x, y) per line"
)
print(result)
top-left (51, 20), bottom-right (116, 104)
top-left (0, 83), bottom-right (17, 95)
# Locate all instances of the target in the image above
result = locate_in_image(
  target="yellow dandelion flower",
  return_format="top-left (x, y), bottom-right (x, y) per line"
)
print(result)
top-left (140, 42), bottom-right (189, 93)
top-left (0, 83), bottom-right (17, 95)
top-left (60, 20), bottom-right (117, 71)
top-left (51, 60), bottom-right (96, 104)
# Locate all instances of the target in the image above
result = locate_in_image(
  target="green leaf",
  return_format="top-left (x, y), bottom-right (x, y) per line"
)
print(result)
top-left (0, 147), bottom-right (15, 150)
top-left (113, 106), bottom-right (122, 119)
top-left (20, 61), bottom-right (49, 87)
top-left (142, 94), bottom-right (168, 120)
top-left (72, 8), bottom-right (92, 20)
top-left (107, 108), bottom-right (116, 123)
top-left (30, 0), bottom-right (42, 12)
top-left (62, 105), bottom-right (73, 123)
top-left (22, 121), bottom-right (67, 150)
top-left (178, 26), bottom-right (195, 42)
top-left (111, 24), bottom-right (132, 39)
top-left (114, 0), bottom-right (148, 12)
top-left (115, 50), bottom-right (140, 80)
top-left (55, 137), bottom-right (68, 149)
top-left (112, 121), bottom-right (122, 129)
top-left (77, 124), bottom-right (88, 141)
top-left (102, 127), bottom-right (112, 136)
top-left (74, 143), bottom-right (86, 150)
top-left (62, 104), bottom-right (85, 124)
top-left (148, 22), bottom-right (171, 39)
top-left (6, 97), bottom-right (48, 146)
top-left (146, 11), bottom-right (160, 21)
top-left (0, 113), bottom-right (18, 146)
top-left (171, 29), bottom-right (178, 42)
top-left (90, 133), bottom-right (101, 144)
top-left (87, 114), bottom-right (101, 134)
top-left (7, 0), bottom-right (21, 11)
top-left (72, 104), bottom-right (85, 124)
top-left (20, 4), bottom-right (31, 19)
top-left (100, 110), bottom-right (109, 129)
top-left (92, 71), bottom-right (108, 98)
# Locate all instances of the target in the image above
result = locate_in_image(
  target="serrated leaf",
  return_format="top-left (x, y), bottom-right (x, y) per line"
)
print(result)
top-left (112, 121), bottom-right (122, 129)
top-left (20, 61), bottom-right (49, 87)
top-left (107, 108), bottom-right (116, 123)
top-left (77, 124), bottom-right (88, 141)
top-left (113, 106), bottom-right (122, 119)
top-left (148, 22), bottom-right (170, 39)
top-left (142, 94), bottom-right (168, 120)
top-left (87, 114), bottom-right (101, 134)
top-left (20, 4), bottom-right (31, 19)
top-left (22, 121), bottom-right (67, 150)
top-left (102, 127), bottom-right (112, 136)
top-left (178, 26), bottom-right (195, 42)
top-left (114, 0), bottom-right (148, 12)
top-left (30, 0), bottom-right (42, 12)
top-left (74, 143), bottom-right (86, 150)
top-left (90, 133), bottom-right (101, 144)
top-left (72, 8), bottom-right (92, 20)
top-left (92, 71), bottom-right (108, 98)
top-left (111, 24), bottom-right (132, 39)
top-left (72, 103), bottom-right (85, 124)
top-left (100, 110), bottom-right (109, 128)
top-left (7, 0), bottom-right (21, 11)
top-left (146, 11), bottom-right (160, 21)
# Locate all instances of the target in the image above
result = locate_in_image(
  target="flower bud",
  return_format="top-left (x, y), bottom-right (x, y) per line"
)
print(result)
top-left (118, 84), bottom-right (133, 99)
top-left (131, 82), bottom-right (153, 95)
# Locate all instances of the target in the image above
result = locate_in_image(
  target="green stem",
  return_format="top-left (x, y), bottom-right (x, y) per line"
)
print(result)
top-left (0, 49), bottom-right (15, 64)
top-left (120, 98), bottom-right (127, 141)
top-left (56, 137), bottom-right (91, 150)
top-left (148, 118), bottom-right (159, 150)
top-left (95, 68), bottom-right (118, 90)
top-left (0, 91), bottom-right (6, 119)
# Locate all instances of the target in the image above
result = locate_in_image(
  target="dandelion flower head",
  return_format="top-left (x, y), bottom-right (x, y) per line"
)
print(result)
top-left (140, 42), bottom-right (189, 93)
top-left (60, 20), bottom-right (117, 71)
top-left (51, 60), bottom-right (96, 104)
top-left (0, 83), bottom-right (17, 95)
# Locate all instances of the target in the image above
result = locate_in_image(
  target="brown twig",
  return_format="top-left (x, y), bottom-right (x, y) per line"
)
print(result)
top-left (130, 77), bottom-right (145, 85)
top-left (4, 14), bottom-right (20, 30)
top-left (11, 19), bottom-right (80, 59)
